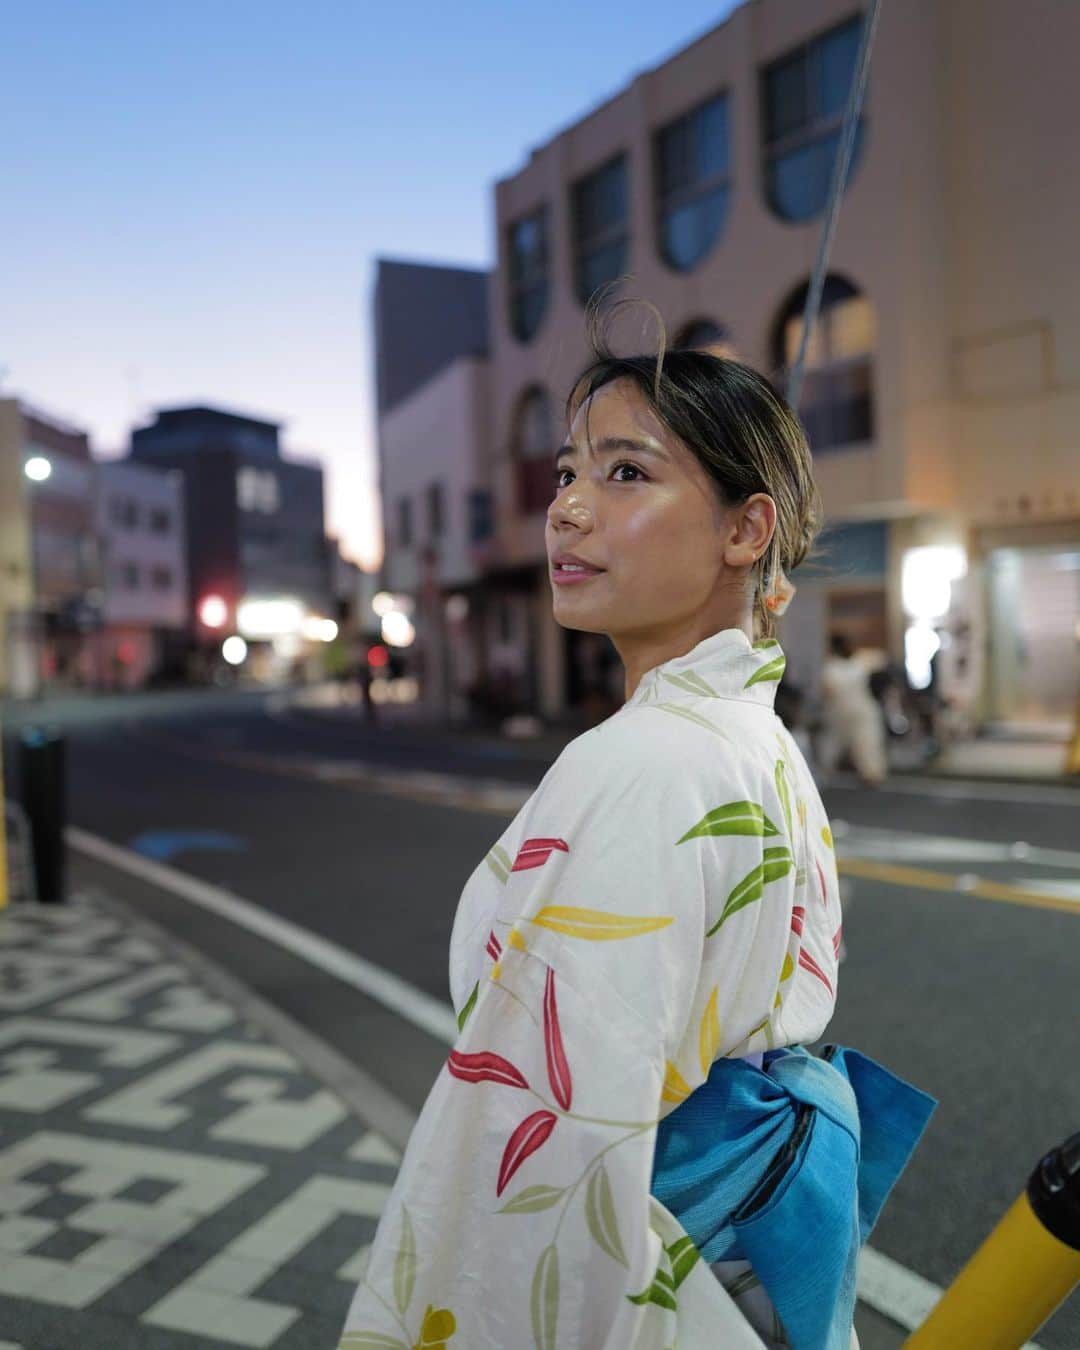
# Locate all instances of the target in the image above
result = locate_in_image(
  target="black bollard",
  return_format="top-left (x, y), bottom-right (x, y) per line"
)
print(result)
top-left (20, 727), bottom-right (67, 904)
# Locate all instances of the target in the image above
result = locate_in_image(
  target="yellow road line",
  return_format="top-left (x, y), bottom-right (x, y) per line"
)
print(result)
top-left (837, 857), bottom-right (1080, 918)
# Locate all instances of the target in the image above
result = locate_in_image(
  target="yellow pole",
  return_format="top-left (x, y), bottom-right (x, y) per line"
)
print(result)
top-left (0, 718), bottom-right (8, 910)
top-left (905, 1136), bottom-right (1080, 1349)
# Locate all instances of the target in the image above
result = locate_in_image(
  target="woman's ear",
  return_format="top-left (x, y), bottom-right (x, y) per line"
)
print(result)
top-left (723, 493), bottom-right (777, 569)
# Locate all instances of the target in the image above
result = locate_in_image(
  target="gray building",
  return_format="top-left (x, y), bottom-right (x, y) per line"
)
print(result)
top-left (130, 406), bottom-right (332, 642)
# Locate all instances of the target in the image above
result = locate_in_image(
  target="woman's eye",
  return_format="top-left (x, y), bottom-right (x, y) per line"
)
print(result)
top-left (553, 462), bottom-right (644, 491)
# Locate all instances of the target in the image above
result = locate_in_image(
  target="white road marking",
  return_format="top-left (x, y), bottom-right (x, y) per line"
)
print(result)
top-left (66, 827), bottom-right (459, 1045)
top-left (828, 770), bottom-right (1079, 810)
top-left (856, 1245), bottom-right (1044, 1348)
top-left (832, 823), bottom-right (1080, 873)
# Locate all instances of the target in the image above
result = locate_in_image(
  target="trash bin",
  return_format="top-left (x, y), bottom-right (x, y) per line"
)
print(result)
top-left (20, 726), bottom-right (66, 904)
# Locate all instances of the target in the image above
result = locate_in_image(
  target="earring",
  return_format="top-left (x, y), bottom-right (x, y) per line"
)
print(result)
top-left (763, 568), bottom-right (796, 616)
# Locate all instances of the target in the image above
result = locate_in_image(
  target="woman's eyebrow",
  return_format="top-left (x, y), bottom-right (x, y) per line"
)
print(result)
top-left (554, 436), bottom-right (667, 465)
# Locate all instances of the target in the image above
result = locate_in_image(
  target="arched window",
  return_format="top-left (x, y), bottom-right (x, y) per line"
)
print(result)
top-left (655, 93), bottom-right (731, 270)
top-left (513, 387), bottom-right (555, 515)
top-left (673, 319), bottom-right (736, 357)
top-left (761, 15), bottom-right (866, 222)
top-left (507, 207), bottom-right (549, 342)
top-left (773, 275), bottom-right (875, 450)
top-left (572, 154), bottom-right (630, 305)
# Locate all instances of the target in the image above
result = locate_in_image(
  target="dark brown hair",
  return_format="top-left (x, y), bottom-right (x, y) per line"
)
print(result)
top-left (567, 302), bottom-right (821, 636)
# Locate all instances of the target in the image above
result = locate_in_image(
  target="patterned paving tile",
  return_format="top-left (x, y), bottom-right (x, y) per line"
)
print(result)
top-left (0, 895), bottom-right (400, 1349)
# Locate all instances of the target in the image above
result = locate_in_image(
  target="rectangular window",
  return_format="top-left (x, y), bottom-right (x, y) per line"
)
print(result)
top-left (398, 496), bottom-right (413, 548)
top-left (572, 154), bottom-right (630, 304)
top-left (151, 565), bottom-right (173, 590)
top-left (111, 497), bottom-right (138, 529)
top-left (149, 507), bottom-right (171, 533)
top-left (468, 488), bottom-right (493, 544)
top-left (120, 561), bottom-right (139, 590)
top-left (655, 93), bottom-right (731, 270)
top-left (237, 466), bottom-right (280, 514)
top-left (427, 481), bottom-right (444, 539)
top-left (508, 207), bottom-right (549, 342)
top-left (761, 15), bottom-right (864, 222)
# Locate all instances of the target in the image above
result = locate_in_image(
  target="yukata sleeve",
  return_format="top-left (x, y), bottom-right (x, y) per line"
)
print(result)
top-left (339, 731), bottom-right (777, 1350)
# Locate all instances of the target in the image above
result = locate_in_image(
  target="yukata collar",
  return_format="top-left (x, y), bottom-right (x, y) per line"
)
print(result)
top-left (624, 627), bottom-right (786, 712)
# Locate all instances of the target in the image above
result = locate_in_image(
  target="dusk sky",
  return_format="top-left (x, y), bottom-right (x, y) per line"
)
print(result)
top-left (3, 1), bottom-right (740, 569)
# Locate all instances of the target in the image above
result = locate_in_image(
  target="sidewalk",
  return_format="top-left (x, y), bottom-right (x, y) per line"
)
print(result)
top-left (0, 891), bottom-right (400, 1350)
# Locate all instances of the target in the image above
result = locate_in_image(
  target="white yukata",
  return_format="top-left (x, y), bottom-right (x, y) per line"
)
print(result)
top-left (341, 628), bottom-right (845, 1350)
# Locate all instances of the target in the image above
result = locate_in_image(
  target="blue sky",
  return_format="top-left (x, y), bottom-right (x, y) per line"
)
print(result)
top-left (3, 1), bottom-right (740, 566)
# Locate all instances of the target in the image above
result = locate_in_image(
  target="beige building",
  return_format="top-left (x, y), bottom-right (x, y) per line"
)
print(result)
top-left (0, 400), bottom-right (101, 697)
top-left (482, 0), bottom-right (1079, 728)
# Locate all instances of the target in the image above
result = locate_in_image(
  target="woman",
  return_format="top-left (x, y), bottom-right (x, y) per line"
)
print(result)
top-left (340, 333), bottom-right (931, 1349)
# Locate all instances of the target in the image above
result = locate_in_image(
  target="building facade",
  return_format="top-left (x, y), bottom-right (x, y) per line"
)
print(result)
top-left (0, 400), bottom-right (101, 696)
top-left (95, 459), bottom-right (188, 689)
top-left (129, 406), bottom-right (333, 670)
top-left (482, 0), bottom-right (1079, 728)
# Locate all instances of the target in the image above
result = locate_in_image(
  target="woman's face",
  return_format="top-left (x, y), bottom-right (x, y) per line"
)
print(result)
top-left (545, 378), bottom-right (739, 644)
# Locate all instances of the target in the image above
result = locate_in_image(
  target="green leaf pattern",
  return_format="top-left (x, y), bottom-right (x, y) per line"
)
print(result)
top-left (585, 1164), bottom-right (628, 1267)
top-left (531, 1245), bottom-right (560, 1350)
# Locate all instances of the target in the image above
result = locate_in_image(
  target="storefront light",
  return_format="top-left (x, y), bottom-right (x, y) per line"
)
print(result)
top-left (237, 597), bottom-right (304, 640)
top-left (222, 636), bottom-right (248, 666)
top-left (901, 546), bottom-right (966, 621)
top-left (381, 611), bottom-right (415, 648)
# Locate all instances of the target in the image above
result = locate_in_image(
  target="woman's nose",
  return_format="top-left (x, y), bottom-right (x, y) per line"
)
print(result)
top-left (548, 487), bottom-right (593, 530)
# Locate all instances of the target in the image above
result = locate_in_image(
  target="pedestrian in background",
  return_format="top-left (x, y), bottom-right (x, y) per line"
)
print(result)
top-left (819, 632), bottom-right (888, 785)
top-left (341, 315), bottom-right (933, 1350)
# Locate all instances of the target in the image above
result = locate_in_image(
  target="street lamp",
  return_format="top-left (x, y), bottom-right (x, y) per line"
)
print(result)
top-left (24, 456), bottom-right (52, 483)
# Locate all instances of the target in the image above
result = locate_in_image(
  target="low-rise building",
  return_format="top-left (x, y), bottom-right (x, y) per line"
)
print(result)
top-left (95, 459), bottom-right (188, 688)
top-left (0, 399), bottom-right (101, 696)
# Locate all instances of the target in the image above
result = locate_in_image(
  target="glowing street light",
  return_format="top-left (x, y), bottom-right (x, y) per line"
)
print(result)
top-left (24, 457), bottom-right (52, 482)
top-left (222, 636), bottom-right (248, 666)
top-left (199, 594), bottom-right (228, 629)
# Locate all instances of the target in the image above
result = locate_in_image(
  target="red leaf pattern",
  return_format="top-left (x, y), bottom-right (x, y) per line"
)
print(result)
top-left (497, 1110), bottom-right (558, 1196)
top-left (833, 926), bottom-right (843, 958)
top-left (790, 906), bottom-right (805, 936)
top-left (798, 947), bottom-right (834, 996)
top-left (448, 1050), bottom-right (529, 1090)
top-left (511, 837), bottom-right (570, 872)
top-left (486, 931), bottom-right (502, 962)
top-left (542, 968), bottom-right (572, 1110)
top-left (815, 857), bottom-right (830, 907)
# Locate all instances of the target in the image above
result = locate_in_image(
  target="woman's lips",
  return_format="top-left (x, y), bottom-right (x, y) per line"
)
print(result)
top-left (551, 566), bottom-right (605, 585)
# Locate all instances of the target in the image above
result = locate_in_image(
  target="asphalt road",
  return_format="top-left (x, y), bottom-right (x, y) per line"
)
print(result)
top-left (4, 687), bottom-right (1079, 1347)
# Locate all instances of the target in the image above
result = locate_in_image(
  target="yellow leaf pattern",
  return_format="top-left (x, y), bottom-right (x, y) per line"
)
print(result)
top-left (507, 928), bottom-right (527, 952)
top-left (528, 906), bottom-right (674, 941)
top-left (661, 1060), bottom-right (692, 1105)
top-left (698, 987), bottom-right (721, 1076)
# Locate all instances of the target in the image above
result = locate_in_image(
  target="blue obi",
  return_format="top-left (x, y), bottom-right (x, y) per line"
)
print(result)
top-left (651, 1045), bottom-right (936, 1349)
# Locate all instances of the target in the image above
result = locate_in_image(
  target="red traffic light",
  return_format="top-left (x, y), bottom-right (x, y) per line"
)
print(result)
top-left (367, 644), bottom-right (389, 669)
top-left (199, 594), bottom-right (228, 629)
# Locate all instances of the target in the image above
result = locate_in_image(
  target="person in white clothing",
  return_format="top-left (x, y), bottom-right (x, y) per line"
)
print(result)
top-left (339, 314), bottom-right (887, 1350)
top-left (819, 632), bottom-right (888, 785)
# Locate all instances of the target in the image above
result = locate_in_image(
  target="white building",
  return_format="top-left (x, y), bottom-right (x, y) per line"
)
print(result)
top-left (95, 459), bottom-right (188, 688)
top-left (379, 356), bottom-right (494, 720)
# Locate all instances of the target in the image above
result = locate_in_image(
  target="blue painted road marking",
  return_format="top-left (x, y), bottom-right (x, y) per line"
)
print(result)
top-left (129, 830), bottom-right (248, 862)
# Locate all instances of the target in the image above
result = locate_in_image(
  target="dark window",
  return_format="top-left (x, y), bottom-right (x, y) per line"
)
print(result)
top-left (121, 561), bottom-right (139, 589)
top-left (674, 318), bottom-right (732, 352)
top-left (655, 94), bottom-right (731, 270)
top-left (398, 496), bottom-right (413, 549)
top-left (111, 497), bottom-right (138, 529)
top-left (572, 154), bottom-right (629, 305)
top-left (513, 388), bottom-right (555, 516)
top-left (149, 507), bottom-right (171, 534)
top-left (762, 16), bottom-right (865, 222)
top-left (468, 488), bottom-right (494, 544)
top-left (427, 481), bottom-right (444, 539)
top-left (773, 274), bottom-right (876, 451)
top-left (508, 207), bottom-right (549, 342)
top-left (151, 565), bottom-right (173, 590)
